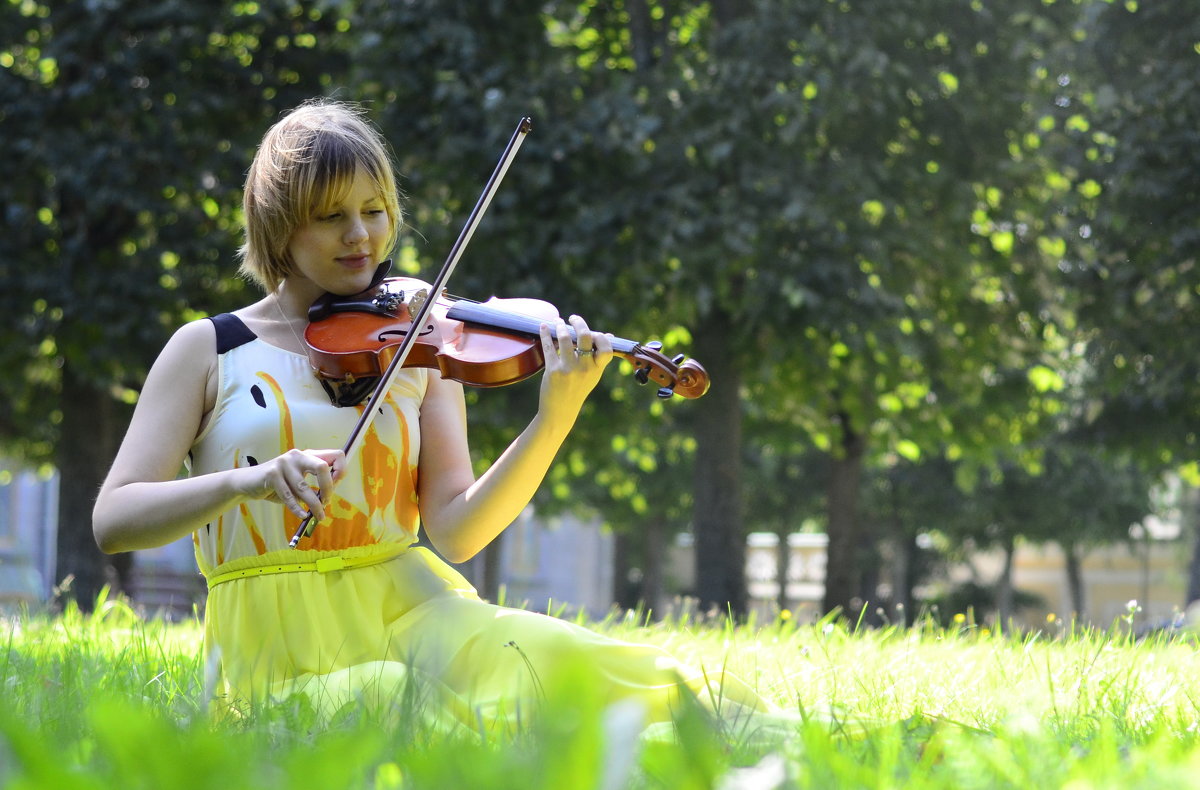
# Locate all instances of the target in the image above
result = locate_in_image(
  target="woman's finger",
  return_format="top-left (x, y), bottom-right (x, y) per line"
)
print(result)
top-left (555, 318), bottom-right (575, 362)
top-left (276, 477), bottom-right (310, 519)
top-left (292, 476), bottom-right (326, 522)
top-left (570, 315), bottom-right (593, 355)
top-left (310, 449), bottom-right (345, 479)
top-left (539, 322), bottom-right (558, 367)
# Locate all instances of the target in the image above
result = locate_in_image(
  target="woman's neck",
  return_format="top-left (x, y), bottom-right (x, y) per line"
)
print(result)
top-left (273, 278), bottom-right (324, 321)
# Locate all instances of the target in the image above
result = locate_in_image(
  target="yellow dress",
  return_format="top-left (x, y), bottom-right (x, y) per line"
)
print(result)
top-left (188, 313), bottom-right (772, 730)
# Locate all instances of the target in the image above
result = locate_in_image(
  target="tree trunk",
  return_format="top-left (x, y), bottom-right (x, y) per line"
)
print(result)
top-left (1063, 542), bottom-right (1085, 621)
top-left (479, 530), bottom-right (505, 603)
top-left (995, 534), bottom-right (1015, 627)
top-left (776, 527), bottom-right (790, 614)
top-left (626, 0), bottom-right (657, 71)
top-left (889, 477), bottom-right (915, 625)
top-left (641, 518), bottom-right (665, 616)
top-left (55, 361), bottom-right (127, 610)
top-left (857, 515), bottom-right (881, 626)
top-left (612, 531), bottom-right (636, 610)
top-left (895, 534), bottom-right (917, 626)
top-left (691, 308), bottom-right (746, 617)
top-left (821, 418), bottom-right (865, 618)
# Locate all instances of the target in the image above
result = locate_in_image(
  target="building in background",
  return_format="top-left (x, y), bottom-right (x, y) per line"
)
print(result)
top-left (667, 531), bottom-right (1185, 629)
top-left (0, 463), bottom-right (57, 607)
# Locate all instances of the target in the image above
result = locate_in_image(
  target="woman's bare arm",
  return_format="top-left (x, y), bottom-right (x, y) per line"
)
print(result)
top-left (92, 319), bottom-right (342, 553)
top-left (416, 315), bottom-right (612, 562)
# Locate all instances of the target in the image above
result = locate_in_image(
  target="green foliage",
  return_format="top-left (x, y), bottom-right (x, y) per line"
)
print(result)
top-left (1055, 1), bottom-right (1200, 467)
top-left (540, 0), bottom-right (1078, 448)
top-left (0, 0), bottom-right (354, 458)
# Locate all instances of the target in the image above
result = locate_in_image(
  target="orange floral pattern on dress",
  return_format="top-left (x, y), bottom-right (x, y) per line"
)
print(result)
top-left (361, 419), bottom-right (399, 515)
top-left (393, 397), bottom-right (420, 532)
top-left (230, 449), bottom-right (268, 556)
top-left (216, 513), bottom-right (225, 566)
top-left (240, 503), bottom-right (269, 556)
top-left (257, 371), bottom-right (398, 552)
top-left (288, 491), bottom-right (377, 551)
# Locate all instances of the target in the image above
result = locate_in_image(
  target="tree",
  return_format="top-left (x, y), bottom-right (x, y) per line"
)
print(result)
top-left (532, 0), bottom-right (1084, 617)
top-left (0, 0), bottom-right (353, 606)
top-left (1055, 1), bottom-right (1200, 599)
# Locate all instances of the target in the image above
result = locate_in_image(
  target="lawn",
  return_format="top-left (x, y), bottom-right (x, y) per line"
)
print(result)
top-left (3, 592), bottom-right (1199, 789)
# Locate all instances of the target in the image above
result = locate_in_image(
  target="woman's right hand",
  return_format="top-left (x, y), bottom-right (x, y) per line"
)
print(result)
top-left (240, 448), bottom-right (346, 523)
top-left (95, 319), bottom-right (350, 554)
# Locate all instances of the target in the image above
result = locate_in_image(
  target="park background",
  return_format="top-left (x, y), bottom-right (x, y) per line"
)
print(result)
top-left (0, 0), bottom-right (1197, 630)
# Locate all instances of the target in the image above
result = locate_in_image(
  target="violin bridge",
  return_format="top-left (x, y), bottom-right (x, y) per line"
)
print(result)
top-left (408, 288), bottom-right (429, 319)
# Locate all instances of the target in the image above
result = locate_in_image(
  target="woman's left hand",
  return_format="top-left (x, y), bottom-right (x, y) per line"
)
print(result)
top-left (536, 314), bottom-right (614, 428)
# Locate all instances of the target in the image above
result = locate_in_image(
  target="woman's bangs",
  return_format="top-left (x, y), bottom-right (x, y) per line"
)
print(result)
top-left (303, 133), bottom-right (364, 214)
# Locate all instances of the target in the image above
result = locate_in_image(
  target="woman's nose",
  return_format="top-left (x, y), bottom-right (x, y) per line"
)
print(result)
top-left (343, 217), bottom-right (368, 245)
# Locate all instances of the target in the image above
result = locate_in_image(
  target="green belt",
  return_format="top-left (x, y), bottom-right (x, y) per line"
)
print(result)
top-left (206, 547), bottom-right (404, 589)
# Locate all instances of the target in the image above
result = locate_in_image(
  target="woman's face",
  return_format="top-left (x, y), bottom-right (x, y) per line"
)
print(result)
top-left (286, 168), bottom-right (391, 296)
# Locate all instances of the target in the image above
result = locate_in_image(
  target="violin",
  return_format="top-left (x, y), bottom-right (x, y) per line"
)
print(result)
top-left (303, 261), bottom-right (710, 402)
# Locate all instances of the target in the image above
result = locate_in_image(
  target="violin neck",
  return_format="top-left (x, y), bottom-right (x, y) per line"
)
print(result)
top-left (446, 301), bottom-right (640, 356)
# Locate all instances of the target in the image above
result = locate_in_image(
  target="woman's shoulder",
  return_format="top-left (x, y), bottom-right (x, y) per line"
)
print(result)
top-left (165, 311), bottom-right (263, 357)
top-left (136, 317), bottom-right (220, 419)
top-left (163, 316), bottom-right (219, 359)
top-left (147, 318), bottom-right (220, 389)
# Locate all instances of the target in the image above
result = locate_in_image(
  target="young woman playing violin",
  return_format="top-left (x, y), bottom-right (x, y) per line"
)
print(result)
top-left (92, 100), bottom-right (773, 730)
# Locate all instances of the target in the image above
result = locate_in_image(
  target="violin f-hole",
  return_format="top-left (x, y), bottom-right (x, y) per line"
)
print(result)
top-left (377, 323), bottom-right (436, 343)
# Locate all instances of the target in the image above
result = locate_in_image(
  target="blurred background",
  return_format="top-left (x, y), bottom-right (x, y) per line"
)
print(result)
top-left (1, 0), bottom-right (1196, 630)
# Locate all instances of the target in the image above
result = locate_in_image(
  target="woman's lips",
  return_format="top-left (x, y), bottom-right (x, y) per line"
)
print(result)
top-left (337, 254), bottom-right (370, 269)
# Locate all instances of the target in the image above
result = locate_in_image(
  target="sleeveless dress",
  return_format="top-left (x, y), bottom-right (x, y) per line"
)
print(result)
top-left (189, 313), bottom-right (773, 731)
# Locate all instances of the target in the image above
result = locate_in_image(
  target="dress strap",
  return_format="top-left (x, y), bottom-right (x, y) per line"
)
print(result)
top-left (208, 313), bottom-right (257, 354)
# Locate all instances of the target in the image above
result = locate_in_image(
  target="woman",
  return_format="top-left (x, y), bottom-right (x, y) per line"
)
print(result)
top-left (93, 99), bottom-right (772, 730)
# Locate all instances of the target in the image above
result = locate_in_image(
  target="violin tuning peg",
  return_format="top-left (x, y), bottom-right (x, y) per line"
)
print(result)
top-left (672, 354), bottom-right (686, 365)
top-left (634, 367), bottom-right (650, 385)
top-left (646, 341), bottom-right (663, 352)
top-left (657, 386), bottom-right (675, 399)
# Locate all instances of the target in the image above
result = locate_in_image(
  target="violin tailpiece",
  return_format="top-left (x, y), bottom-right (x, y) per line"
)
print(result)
top-left (319, 376), bottom-right (380, 408)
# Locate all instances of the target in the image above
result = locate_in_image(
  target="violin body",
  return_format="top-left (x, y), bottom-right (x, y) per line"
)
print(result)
top-left (306, 276), bottom-right (558, 388)
top-left (303, 274), bottom-right (710, 400)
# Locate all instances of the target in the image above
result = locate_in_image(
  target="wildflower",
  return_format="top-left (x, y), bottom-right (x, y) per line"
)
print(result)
top-left (779, 609), bottom-right (792, 621)
top-left (953, 613), bottom-right (966, 624)
top-left (375, 762), bottom-right (403, 789)
top-left (1046, 613), bottom-right (1057, 623)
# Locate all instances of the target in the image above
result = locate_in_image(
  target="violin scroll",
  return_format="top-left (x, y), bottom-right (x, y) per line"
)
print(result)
top-left (626, 341), bottom-right (710, 399)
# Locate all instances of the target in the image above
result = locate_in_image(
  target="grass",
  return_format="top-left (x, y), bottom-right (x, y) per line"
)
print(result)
top-left (3, 592), bottom-right (1200, 789)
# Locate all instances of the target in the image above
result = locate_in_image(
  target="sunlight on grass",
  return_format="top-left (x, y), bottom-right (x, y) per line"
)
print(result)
top-left (4, 594), bottom-right (1200, 788)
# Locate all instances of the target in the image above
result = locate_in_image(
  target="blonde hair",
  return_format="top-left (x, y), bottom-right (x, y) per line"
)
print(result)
top-left (238, 100), bottom-right (402, 292)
